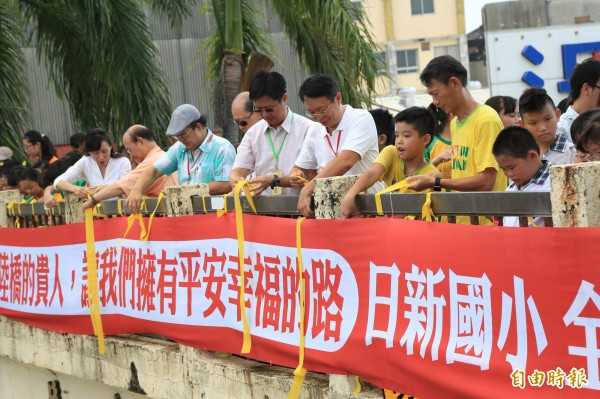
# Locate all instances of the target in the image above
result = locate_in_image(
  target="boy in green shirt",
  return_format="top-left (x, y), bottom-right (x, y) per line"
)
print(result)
top-left (341, 107), bottom-right (438, 218)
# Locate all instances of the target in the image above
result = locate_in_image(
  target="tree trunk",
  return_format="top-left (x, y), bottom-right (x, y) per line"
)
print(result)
top-left (221, 52), bottom-right (244, 144)
top-left (221, 0), bottom-right (244, 145)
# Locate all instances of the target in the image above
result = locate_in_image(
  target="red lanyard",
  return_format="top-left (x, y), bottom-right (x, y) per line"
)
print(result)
top-left (326, 130), bottom-right (342, 157)
top-left (187, 134), bottom-right (213, 177)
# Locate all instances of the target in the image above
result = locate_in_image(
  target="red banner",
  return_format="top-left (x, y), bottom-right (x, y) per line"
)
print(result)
top-left (1, 214), bottom-right (599, 398)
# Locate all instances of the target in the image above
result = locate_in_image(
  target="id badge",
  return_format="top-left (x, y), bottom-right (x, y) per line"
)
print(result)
top-left (272, 171), bottom-right (282, 196)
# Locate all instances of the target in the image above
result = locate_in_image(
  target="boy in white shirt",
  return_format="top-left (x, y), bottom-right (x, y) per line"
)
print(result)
top-left (492, 126), bottom-right (551, 227)
top-left (519, 88), bottom-right (575, 165)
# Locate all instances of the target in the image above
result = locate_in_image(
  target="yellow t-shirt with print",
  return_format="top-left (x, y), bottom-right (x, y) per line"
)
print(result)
top-left (374, 145), bottom-right (439, 192)
top-left (451, 104), bottom-right (507, 224)
top-left (425, 135), bottom-right (452, 174)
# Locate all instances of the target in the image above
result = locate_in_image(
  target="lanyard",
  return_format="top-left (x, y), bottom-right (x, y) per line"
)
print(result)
top-left (326, 130), bottom-right (342, 157)
top-left (187, 133), bottom-right (213, 181)
top-left (265, 112), bottom-right (294, 169)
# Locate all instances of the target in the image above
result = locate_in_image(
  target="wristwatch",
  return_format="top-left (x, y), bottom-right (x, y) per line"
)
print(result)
top-left (90, 195), bottom-right (100, 205)
top-left (271, 174), bottom-right (280, 188)
top-left (433, 177), bottom-right (442, 192)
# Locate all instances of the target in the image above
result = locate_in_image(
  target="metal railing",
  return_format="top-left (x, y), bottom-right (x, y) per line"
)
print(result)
top-left (5, 191), bottom-right (553, 228)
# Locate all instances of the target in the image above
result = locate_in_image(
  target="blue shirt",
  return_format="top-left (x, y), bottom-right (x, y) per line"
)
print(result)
top-left (154, 130), bottom-right (236, 185)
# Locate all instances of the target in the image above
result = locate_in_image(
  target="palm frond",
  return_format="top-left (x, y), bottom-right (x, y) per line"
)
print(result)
top-left (144, 0), bottom-right (198, 27)
top-left (19, 0), bottom-right (173, 146)
top-left (270, 0), bottom-right (380, 107)
top-left (0, 0), bottom-right (29, 159)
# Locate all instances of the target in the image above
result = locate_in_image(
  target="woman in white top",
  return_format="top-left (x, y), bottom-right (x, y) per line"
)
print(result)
top-left (43, 129), bottom-right (131, 206)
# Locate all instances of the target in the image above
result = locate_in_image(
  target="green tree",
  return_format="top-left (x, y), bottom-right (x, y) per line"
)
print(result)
top-left (206, 0), bottom-right (382, 144)
top-left (0, 0), bottom-right (197, 157)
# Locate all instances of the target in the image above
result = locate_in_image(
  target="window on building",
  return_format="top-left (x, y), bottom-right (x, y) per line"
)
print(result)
top-left (375, 51), bottom-right (388, 76)
top-left (396, 49), bottom-right (419, 74)
top-left (411, 0), bottom-right (435, 15)
top-left (434, 45), bottom-right (460, 60)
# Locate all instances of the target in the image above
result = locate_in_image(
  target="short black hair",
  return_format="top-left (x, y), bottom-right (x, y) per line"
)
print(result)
top-left (569, 58), bottom-right (600, 102)
top-left (518, 88), bottom-right (556, 117)
top-left (393, 106), bottom-right (435, 140)
top-left (576, 112), bottom-right (600, 154)
top-left (249, 71), bottom-right (287, 102)
top-left (426, 103), bottom-right (449, 135)
top-left (420, 55), bottom-right (468, 87)
top-left (485, 95), bottom-right (517, 115)
top-left (556, 97), bottom-right (571, 114)
top-left (492, 126), bottom-right (540, 158)
top-left (571, 109), bottom-right (600, 144)
top-left (298, 74), bottom-right (339, 101)
top-left (368, 109), bottom-right (394, 146)
top-left (69, 132), bottom-right (85, 149)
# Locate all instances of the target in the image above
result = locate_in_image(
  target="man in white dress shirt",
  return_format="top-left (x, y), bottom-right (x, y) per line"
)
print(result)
top-left (229, 71), bottom-right (314, 195)
top-left (290, 74), bottom-right (381, 217)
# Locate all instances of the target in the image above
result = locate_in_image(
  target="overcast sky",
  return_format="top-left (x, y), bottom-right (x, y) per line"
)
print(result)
top-left (464, 0), bottom-right (508, 32)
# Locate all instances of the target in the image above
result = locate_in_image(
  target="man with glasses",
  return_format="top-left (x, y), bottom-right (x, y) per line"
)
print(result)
top-left (125, 104), bottom-right (235, 214)
top-left (229, 71), bottom-right (314, 195)
top-left (82, 125), bottom-right (176, 209)
top-left (291, 73), bottom-right (381, 217)
top-left (558, 58), bottom-right (600, 142)
top-left (231, 91), bottom-right (262, 134)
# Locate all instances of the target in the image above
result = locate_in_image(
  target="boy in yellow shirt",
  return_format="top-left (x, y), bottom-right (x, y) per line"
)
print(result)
top-left (341, 107), bottom-right (438, 218)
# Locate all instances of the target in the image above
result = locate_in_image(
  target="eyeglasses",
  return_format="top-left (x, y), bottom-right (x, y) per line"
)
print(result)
top-left (306, 102), bottom-right (333, 119)
top-left (23, 143), bottom-right (33, 151)
top-left (253, 102), bottom-right (280, 115)
top-left (174, 128), bottom-right (192, 142)
top-left (234, 112), bottom-right (254, 127)
top-left (584, 152), bottom-right (600, 162)
top-left (588, 84), bottom-right (600, 90)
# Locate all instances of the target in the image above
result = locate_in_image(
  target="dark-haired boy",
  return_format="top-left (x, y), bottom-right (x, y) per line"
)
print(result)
top-left (341, 107), bottom-right (438, 218)
top-left (492, 126), bottom-right (551, 227)
top-left (369, 108), bottom-right (395, 151)
top-left (519, 88), bottom-right (575, 165)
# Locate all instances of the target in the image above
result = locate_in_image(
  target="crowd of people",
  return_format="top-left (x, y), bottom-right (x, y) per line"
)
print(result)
top-left (2, 55), bottom-right (599, 226)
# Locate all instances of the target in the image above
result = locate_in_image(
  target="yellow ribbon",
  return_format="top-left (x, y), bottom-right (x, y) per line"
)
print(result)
top-left (375, 180), bottom-right (411, 216)
top-left (288, 217), bottom-right (307, 399)
top-left (352, 376), bottom-right (362, 395)
top-left (84, 207), bottom-right (105, 354)
top-left (216, 193), bottom-right (230, 217)
top-left (117, 199), bottom-right (123, 216)
top-left (232, 181), bottom-right (257, 353)
top-left (201, 195), bottom-right (209, 214)
top-left (421, 192), bottom-right (436, 222)
top-left (7, 202), bottom-right (19, 228)
top-left (142, 193), bottom-right (164, 241)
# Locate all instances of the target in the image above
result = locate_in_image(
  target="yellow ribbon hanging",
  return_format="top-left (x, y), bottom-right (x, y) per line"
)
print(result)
top-left (83, 207), bottom-right (105, 354)
top-left (527, 217), bottom-right (540, 227)
top-left (201, 195), bottom-right (209, 214)
top-left (7, 202), bottom-right (19, 228)
top-left (216, 193), bottom-right (230, 217)
top-left (142, 192), bottom-right (164, 241)
top-left (117, 199), bottom-right (123, 216)
top-left (288, 217), bottom-right (307, 399)
top-left (421, 192), bottom-right (436, 222)
top-left (233, 181), bottom-right (257, 353)
top-left (352, 376), bottom-right (362, 395)
top-left (374, 180), bottom-right (411, 216)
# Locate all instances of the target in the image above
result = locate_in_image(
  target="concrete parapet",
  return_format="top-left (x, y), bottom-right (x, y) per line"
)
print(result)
top-left (0, 190), bottom-right (19, 228)
top-left (0, 316), bottom-right (381, 398)
top-left (550, 162), bottom-right (600, 227)
top-left (163, 184), bottom-right (209, 217)
top-left (313, 175), bottom-right (359, 220)
top-left (63, 192), bottom-right (86, 224)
